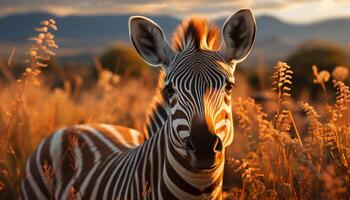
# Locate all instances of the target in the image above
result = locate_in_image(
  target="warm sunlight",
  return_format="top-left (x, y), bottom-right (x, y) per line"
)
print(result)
top-left (0, 1), bottom-right (349, 199)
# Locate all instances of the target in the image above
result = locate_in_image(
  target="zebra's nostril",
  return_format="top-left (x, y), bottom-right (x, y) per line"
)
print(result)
top-left (186, 135), bottom-right (222, 154)
top-left (214, 138), bottom-right (223, 152)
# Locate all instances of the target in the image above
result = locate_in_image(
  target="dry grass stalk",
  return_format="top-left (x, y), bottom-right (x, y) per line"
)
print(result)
top-left (286, 111), bottom-right (303, 146)
top-left (312, 65), bottom-right (330, 94)
top-left (68, 186), bottom-right (78, 200)
top-left (333, 80), bottom-right (350, 116)
top-left (67, 128), bottom-right (82, 199)
top-left (271, 61), bottom-right (293, 131)
top-left (41, 160), bottom-right (56, 200)
top-left (332, 66), bottom-right (349, 82)
top-left (0, 47), bottom-right (16, 83)
top-left (3, 19), bottom-right (58, 141)
top-left (141, 181), bottom-right (151, 199)
top-left (95, 58), bottom-right (121, 92)
top-left (0, 19), bottom-right (58, 198)
top-left (299, 101), bottom-right (324, 173)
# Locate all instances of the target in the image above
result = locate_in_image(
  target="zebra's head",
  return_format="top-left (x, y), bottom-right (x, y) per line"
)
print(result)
top-left (129, 9), bottom-right (256, 170)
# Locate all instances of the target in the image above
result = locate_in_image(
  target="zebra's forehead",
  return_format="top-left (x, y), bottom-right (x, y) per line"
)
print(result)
top-left (165, 50), bottom-right (234, 85)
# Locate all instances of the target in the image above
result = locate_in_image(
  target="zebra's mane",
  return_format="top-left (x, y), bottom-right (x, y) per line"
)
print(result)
top-left (143, 69), bottom-right (167, 138)
top-left (172, 16), bottom-right (221, 51)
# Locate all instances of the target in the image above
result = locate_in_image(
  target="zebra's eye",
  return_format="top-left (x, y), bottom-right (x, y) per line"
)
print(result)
top-left (164, 84), bottom-right (176, 98)
top-left (224, 83), bottom-right (234, 93)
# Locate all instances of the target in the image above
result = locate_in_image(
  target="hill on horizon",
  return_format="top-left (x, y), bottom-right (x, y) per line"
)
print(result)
top-left (0, 12), bottom-right (349, 67)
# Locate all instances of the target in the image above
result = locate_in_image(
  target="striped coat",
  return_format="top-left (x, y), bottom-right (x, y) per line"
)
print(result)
top-left (21, 122), bottom-right (224, 199)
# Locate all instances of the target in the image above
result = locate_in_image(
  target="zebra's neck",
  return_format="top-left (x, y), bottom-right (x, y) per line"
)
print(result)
top-left (140, 118), bottom-right (224, 199)
top-left (140, 72), bottom-right (224, 199)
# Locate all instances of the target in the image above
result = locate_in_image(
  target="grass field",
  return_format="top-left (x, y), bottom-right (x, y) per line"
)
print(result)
top-left (0, 19), bottom-right (349, 200)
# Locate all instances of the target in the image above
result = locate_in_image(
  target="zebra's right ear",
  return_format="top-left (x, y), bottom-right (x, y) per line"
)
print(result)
top-left (129, 16), bottom-right (175, 67)
top-left (220, 9), bottom-right (256, 63)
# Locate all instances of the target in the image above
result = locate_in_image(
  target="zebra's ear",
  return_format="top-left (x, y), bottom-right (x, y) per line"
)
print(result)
top-left (129, 16), bottom-right (175, 67)
top-left (220, 9), bottom-right (256, 63)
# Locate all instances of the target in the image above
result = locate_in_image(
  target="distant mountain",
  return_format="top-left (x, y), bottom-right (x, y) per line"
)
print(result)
top-left (0, 13), bottom-right (181, 41)
top-left (0, 13), bottom-right (349, 66)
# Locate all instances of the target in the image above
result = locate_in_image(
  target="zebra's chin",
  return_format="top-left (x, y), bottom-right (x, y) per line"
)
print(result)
top-left (188, 154), bottom-right (224, 171)
top-left (188, 152), bottom-right (223, 171)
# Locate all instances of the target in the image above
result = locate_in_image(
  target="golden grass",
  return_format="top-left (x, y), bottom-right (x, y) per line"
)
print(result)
top-left (224, 65), bottom-right (350, 199)
top-left (0, 19), bottom-right (349, 199)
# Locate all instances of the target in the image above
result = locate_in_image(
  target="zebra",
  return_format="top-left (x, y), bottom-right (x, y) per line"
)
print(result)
top-left (20, 9), bottom-right (256, 199)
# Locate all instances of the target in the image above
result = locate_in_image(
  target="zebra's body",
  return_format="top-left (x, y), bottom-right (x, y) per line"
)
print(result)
top-left (21, 123), bottom-right (223, 199)
top-left (20, 9), bottom-right (256, 199)
top-left (21, 125), bottom-right (144, 199)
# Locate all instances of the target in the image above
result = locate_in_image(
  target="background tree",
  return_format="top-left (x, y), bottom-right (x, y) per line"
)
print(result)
top-left (286, 40), bottom-right (349, 100)
top-left (96, 44), bottom-right (154, 79)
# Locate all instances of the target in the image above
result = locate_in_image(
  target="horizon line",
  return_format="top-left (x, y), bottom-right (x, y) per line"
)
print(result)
top-left (1, 11), bottom-right (350, 26)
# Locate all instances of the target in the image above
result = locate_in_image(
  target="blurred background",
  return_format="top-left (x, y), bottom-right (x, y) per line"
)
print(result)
top-left (1, 0), bottom-right (349, 100)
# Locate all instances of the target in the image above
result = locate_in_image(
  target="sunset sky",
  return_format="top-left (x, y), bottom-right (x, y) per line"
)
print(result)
top-left (1, 0), bottom-right (350, 23)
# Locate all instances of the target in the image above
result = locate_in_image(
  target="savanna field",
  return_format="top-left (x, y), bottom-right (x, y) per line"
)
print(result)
top-left (0, 17), bottom-right (350, 200)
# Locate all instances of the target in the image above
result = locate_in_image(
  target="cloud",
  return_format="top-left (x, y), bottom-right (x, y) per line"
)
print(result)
top-left (0, 0), bottom-right (349, 23)
top-left (0, 0), bottom-right (300, 16)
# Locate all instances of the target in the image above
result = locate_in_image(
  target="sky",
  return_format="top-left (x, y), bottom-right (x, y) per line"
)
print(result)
top-left (1, 0), bottom-right (350, 24)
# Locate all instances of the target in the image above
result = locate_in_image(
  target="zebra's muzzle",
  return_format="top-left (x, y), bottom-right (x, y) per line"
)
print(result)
top-left (186, 114), bottom-right (224, 170)
top-left (186, 130), bottom-right (223, 170)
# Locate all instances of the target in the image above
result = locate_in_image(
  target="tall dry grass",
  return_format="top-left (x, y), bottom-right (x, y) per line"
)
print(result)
top-left (224, 63), bottom-right (350, 199)
top-left (0, 19), bottom-right (156, 199)
top-left (0, 19), bottom-right (349, 199)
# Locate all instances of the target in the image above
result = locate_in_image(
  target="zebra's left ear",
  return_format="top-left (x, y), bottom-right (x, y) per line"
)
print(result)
top-left (129, 16), bottom-right (175, 67)
top-left (220, 9), bottom-right (256, 63)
